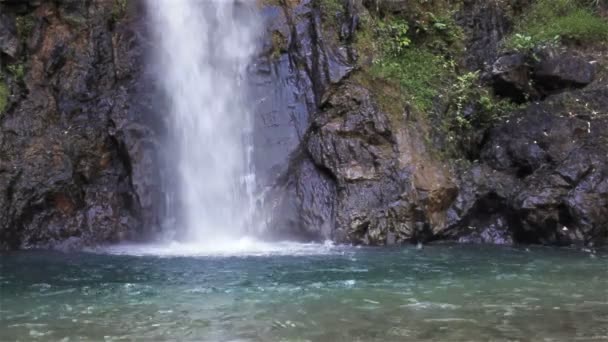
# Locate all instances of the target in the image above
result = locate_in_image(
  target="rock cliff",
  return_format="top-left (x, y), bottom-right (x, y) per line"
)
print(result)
top-left (1, 0), bottom-right (606, 249)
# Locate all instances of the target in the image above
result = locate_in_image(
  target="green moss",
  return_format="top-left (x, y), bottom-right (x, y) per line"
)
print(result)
top-left (7, 64), bottom-right (25, 82)
top-left (270, 30), bottom-right (288, 59)
top-left (352, 71), bottom-right (408, 124)
top-left (356, 4), bottom-right (465, 112)
top-left (112, 0), bottom-right (128, 21)
top-left (370, 49), bottom-right (450, 112)
top-left (352, 10), bottom-right (376, 63)
top-left (351, 2), bottom-right (523, 160)
top-left (505, 0), bottom-right (608, 50)
top-left (317, 0), bottom-right (344, 28)
top-left (0, 81), bottom-right (8, 115)
top-left (15, 15), bottom-right (35, 40)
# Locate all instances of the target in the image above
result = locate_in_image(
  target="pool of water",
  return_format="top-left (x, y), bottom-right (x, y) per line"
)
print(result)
top-left (1, 244), bottom-right (607, 341)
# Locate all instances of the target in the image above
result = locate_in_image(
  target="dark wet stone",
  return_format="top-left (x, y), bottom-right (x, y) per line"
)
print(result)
top-left (491, 53), bottom-right (537, 102)
top-left (533, 50), bottom-right (596, 94)
top-left (0, 10), bottom-right (19, 58)
top-left (0, 1), bottom-right (161, 250)
top-left (450, 86), bottom-right (608, 246)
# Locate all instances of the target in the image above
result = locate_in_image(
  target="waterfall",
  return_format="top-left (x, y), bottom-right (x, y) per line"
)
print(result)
top-left (147, 0), bottom-right (261, 246)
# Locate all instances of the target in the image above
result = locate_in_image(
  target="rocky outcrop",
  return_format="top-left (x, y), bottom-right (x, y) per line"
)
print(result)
top-left (257, 1), bottom-right (456, 245)
top-left (446, 85), bottom-right (608, 246)
top-left (491, 49), bottom-right (597, 102)
top-left (0, 0), bottom-right (163, 249)
top-left (260, 0), bottom-right (607, 247)
top-left (267, 79), bottom-right (457, 245)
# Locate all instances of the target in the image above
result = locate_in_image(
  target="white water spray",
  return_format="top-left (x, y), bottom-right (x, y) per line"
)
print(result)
top-left (147, 0), bottom-right (261, 246)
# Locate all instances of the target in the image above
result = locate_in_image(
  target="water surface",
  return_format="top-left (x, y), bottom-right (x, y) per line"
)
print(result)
top-left (1, 244), bottom-right (607, 341)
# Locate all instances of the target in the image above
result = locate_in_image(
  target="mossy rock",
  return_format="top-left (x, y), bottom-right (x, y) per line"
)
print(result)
top-left (0, 81), bottom-right (9, 115)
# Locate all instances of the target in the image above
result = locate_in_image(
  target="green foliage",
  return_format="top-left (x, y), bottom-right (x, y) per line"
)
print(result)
top-left (112, 0), bottom-right (128, 21)
top-left (0, 81), bottom-right (8, 114)
top-left (448, 71), bottom-right (517, 129)
top-left (7, 64), bottom-right (25, 82)
top-left (367, 12), bottom-right (461, 112)
top-left (356, 4), bottom-right (518, 159)
top-left (450, 71), bottom-right (481, 128)
top-left (375, 19), bottom-right (411, 56)
top-left (420, 11), bottom-right (462, 40)
top-left (317, 0), bottom-right (344, 28)
top-left (505, 0), bottom-right (608, 51)
top-left (508, 33), bottom-right (536, 51)
top-left (440, 71), bottom-right (520, 157)
top-left (15, 15), bottom-right (35, 40)
top-left (270, 30), bottom-right (287, 60)
top-left (370, 49), bottom-right (448, 112)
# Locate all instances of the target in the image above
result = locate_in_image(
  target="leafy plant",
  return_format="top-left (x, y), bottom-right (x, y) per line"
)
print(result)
top-left (509, 34), bottom-right (535, 51)
top-left (375, 19), bottom-right (411, 56)
top-left (7, 64), bottom-right (25, 82)
top-left (440, 71), bottom-right (520, 157)
top-left (15, 15), bottom-right (35, 39)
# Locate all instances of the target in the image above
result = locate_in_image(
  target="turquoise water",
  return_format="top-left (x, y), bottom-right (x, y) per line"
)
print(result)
top-left (1, 244), bottom-right (607, 341)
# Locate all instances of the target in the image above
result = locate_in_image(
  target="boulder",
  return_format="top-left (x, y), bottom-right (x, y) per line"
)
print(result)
top-left (533, 50), bottom-right (597, 93)
top-left (491, 53), bottom-right (537, 102)
top-left (0, 11), bottom-right (19, 58)
top-left (492, 49), bottom-right (597, 102)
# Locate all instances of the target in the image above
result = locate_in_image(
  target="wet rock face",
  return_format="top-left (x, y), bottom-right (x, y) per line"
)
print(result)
top-left (267, 80), bottom-right (456, 245)
top-left (491, 49), bottom-right (597, 102)
top-left (248, 0), bottom-right (608, 247)
top-left (448, 87), bottom-right (608, 246)
top-left (533, 50), bottom-right (598, 92)
top-left (0, 1), bottom-right (162, 250)
top-left (456, 0), bottom-right (513, 71)
top-left (257, 1), bottom-right (457, 245)
top-left (486, 88), bottom-right (607, 245)
top-left (306, 84), bottom-right (408, 244)
top-left (1, 0), bottom-right (606, 249)
top-left (0, 11), bottom-right (19, 58)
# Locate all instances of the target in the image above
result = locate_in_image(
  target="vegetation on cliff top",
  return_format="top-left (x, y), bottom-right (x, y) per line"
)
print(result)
top-left (351, 1), bottom-right (517, 158)
top-left (505, 0), bottom-right (608, 51)
top-left (313, 0), bottom-right (602, 159)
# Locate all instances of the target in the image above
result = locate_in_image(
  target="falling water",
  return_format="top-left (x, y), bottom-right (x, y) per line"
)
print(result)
top-left (147, 0), bottom-right (260, 246)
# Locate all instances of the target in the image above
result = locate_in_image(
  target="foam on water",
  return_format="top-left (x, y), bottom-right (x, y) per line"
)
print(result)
top-left (98, 239), bottom-right (338, 257)
top-left (2, 246), bottom-right (608, 341)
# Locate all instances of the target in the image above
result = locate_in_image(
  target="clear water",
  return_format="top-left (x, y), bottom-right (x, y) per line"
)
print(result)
top-left (147, 0), bottom-right (262, 242)
top-left (1, 245), bottom-right (607, 341)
